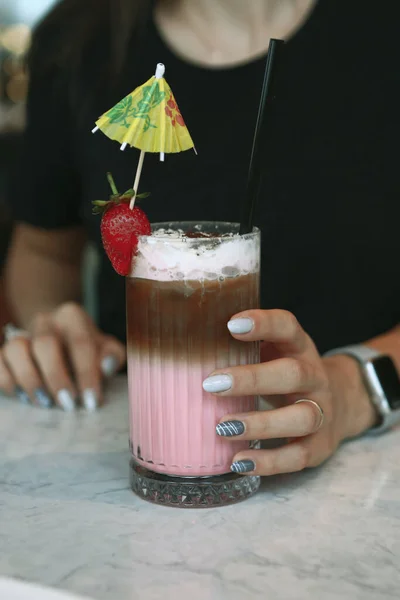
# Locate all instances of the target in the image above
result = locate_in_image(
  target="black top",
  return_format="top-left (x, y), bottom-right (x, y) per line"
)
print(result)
top-left (11, 0), bottom-right (400, 352)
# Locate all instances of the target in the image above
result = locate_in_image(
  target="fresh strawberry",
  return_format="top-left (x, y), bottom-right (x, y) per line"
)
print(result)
top-left (93, 173), bottom-right (151, 276)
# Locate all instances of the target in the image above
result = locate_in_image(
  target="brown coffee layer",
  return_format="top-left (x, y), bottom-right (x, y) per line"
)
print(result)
top-left (126, 273), bottom-right (259, 361)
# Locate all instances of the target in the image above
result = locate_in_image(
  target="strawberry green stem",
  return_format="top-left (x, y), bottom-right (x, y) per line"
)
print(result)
top-left (107, 172), bottom-right (118, 195)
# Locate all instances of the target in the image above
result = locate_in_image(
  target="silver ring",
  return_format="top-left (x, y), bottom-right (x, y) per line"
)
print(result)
top-left (294, 399), bottom-right (324, 431)
top-left (3, 323), bottom-right (31, 343)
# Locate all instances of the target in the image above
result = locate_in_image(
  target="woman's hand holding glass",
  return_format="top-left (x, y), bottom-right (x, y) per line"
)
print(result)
top-left (203, 309), bottom-right (378, 476)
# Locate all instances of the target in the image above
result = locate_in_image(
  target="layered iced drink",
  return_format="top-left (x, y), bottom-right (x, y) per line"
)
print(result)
top-left (126, 222), bottom-right (260, 506)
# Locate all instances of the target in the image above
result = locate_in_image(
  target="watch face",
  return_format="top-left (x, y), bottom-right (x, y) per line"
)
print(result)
top-left (372, 356), bottom-right (400, 410)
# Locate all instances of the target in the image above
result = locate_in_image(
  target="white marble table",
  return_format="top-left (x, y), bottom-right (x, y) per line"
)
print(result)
top-left (1, 377), bottom-right (399, 600)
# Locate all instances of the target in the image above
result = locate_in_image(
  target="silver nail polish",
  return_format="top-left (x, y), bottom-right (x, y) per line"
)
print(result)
top-left (57, 389), bottom-right (76, 412)
top-left (34, 388), bottom-right (53, 409)
top-left (15, 386), bottom-right (31, 405)
top-left (216, 420), bottom-right (245, 437)
top-left (227, 318), bottom-right (254, 334)
top-left (202, 374), bottom-right (233, 393)
top-left (83, 389), bottom-right (98, 412)
top-left (231, 460), bottom-right (256, 474)
top-left (101, 355), bottom-right (118, 378)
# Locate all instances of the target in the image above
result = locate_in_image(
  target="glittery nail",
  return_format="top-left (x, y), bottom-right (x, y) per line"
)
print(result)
top-left (34, 388), bottom-right (53, 408)
top-left (15, 386), bottom-right (31, 405)
top-left (202, 374), bottom-right (233, 393)
top-left (227, 318), bottom-right (254, 334)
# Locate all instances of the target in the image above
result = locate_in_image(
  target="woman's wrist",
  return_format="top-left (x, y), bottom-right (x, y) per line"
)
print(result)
top-left (322, 354), bottom-right (379, 440)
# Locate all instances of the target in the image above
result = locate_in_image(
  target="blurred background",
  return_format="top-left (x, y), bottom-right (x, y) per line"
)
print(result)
top-left (0, 0), bottom-right (59, 330)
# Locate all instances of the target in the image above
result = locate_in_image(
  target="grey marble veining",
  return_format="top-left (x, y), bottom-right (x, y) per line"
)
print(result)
top-left (1, 377), bottom-right (399, 600)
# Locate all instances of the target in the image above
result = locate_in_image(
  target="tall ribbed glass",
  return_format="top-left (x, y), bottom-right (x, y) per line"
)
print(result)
top-left (126, 222), bottom-right (261, 507)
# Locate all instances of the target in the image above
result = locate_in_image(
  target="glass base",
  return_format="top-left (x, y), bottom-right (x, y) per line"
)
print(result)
top-left (129, 459), bottom-right (260, 508)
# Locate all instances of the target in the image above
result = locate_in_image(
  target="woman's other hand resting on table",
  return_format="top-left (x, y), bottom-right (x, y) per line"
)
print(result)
top-left (0, 224), bottom-right (126, 411)
top-left (204, 309), bottom-right (381, 476)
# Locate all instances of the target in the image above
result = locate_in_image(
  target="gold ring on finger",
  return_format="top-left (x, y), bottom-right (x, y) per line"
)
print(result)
top-left (294, 398), bottom-right (324, 431)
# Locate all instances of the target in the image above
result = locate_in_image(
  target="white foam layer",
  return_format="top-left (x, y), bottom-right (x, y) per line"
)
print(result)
top-left (130, 231), bottom-right (260, 281)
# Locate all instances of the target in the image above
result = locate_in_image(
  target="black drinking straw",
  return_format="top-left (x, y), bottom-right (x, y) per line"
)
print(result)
top-left (239, 39), bottom-right (285, 235)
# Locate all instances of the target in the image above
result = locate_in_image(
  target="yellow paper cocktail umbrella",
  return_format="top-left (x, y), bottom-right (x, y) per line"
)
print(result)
top-left (92, 63), bottom-right (195, 208)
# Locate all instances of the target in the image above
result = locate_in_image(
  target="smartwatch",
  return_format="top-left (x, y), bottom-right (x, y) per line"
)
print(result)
top-left (324, 345), bottom-right (400, 434)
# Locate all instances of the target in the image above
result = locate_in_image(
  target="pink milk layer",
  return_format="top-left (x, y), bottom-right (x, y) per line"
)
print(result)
top-left (127, 357), bottom-right (256, 476)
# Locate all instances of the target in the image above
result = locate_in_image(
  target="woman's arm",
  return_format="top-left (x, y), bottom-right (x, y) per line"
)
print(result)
top-left (5, 223), bottom-right (86, 328)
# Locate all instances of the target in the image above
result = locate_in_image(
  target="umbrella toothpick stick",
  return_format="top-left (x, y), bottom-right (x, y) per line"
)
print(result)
top-left (130, 150), bottom-right (146, 210)
top-left (129, 150), bottom-right (146, 210)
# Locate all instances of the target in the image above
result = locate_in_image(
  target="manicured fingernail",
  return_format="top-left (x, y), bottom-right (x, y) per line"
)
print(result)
top-left (202, 374), bottom-right (233, 393)
top-left (227, 318), bottom-right (254, 334)
top-left (231, 460), bottom-right (256, 474)
top-left (15, 386), bottom-right (31, 405)
top-left (101, 355), bottom-right (119, 378)
top-left (216, 420), bottom-right (245, 437)
top-left (34, 388), bottom-right (53, 409)
top-left (57, 389), bottom-right (76, 412)
top-left (83, 389), bottom-right (98, 412)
